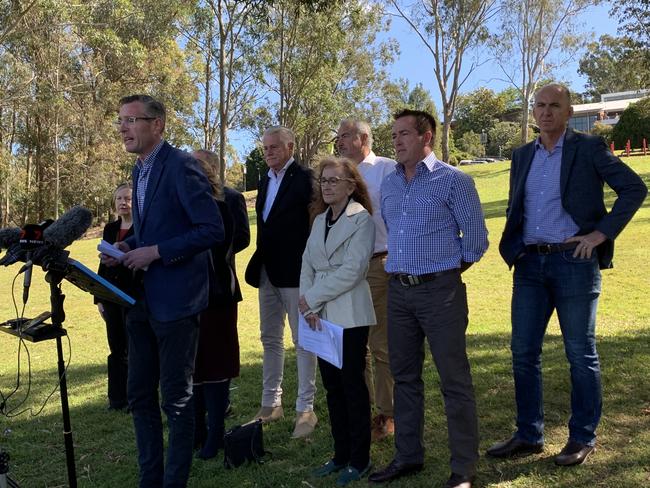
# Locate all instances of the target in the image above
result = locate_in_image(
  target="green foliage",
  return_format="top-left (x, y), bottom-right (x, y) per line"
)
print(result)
top-left (456, 130), bottom-right (485, 157)
top-left (0, 0), bottom-right (198, 223)
top-left (578, 35), bottom-right (650, 99)
top-left (251, 0), bottom-right (395, 164)
top-left (611, 0), bottom-right (650, 48)
top-left (454, 88), bottom-right (506, 138)
top-left (591, 122), bottom-right (614, 144)
top-left (244, 146), bottom-right (266, 191)
top-left (612, 97), bottom-right (650, 148)
top-left (372, 81), bottom-right (441, 159)
top-left (486, 121), bottom-right (524, 158)
top-left (225, 163), bottom-right (246, 192)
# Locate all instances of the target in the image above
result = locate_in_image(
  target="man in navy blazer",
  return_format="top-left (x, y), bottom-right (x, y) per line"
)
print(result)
top-left (488, 84), bottom-right (647, 466)
top-left (108, 94), bottom-right (223, 487)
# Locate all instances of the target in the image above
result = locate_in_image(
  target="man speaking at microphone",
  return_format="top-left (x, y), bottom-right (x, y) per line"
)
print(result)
top-left (103, 94), bottom-right (223, 487)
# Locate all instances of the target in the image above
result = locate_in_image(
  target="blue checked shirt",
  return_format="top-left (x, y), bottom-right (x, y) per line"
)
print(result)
top-left (135, 139), bottom-right (165, 215)
top-left (381, 153), bottom-right (489, 275)
top-left (523, 133), bottom-right (579, 244)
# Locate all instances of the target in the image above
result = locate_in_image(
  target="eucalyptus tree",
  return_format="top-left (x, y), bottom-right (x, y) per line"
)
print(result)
top-left (578, 35), bottom-right (649, 99)
top-left (492, 0), bottom-right (594, 144)
top-left (181, 0), bottom-right (265, 182)
top-left (388, 0), bottom-right (499, 163)
top-left (0, 0), bottom-right (196, 223)
top-left (252, 0), bottom-right (394, 165)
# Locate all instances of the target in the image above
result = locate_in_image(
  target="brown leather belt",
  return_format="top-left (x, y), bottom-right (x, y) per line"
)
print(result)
top-left (371, 251), bottom-right (388, 259)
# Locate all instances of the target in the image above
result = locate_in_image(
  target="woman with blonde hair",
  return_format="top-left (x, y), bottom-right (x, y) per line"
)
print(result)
top-left (97, 182), bottom-right (134, 411)
top-left (299, 156), bottom-right (376, 485)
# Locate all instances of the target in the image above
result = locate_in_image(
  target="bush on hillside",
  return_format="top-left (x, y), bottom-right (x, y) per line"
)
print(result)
top-left (612, 97), bottom-right (650, 148)
top-left (591, 122), bottom-right (614, 144)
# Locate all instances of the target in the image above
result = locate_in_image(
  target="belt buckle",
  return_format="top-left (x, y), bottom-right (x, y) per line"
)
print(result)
top-left (398, 274), bottom-right (422, 287)
top-left (537, 244), bottom-right (552, 255)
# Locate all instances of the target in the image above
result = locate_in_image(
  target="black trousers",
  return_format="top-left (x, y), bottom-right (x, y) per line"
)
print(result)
top-left (387, 271), bottom-right (478, 477)
top-left (318, 325), bottom-right (370, 471)
top-left (101, 301), bottom-right (129, 408)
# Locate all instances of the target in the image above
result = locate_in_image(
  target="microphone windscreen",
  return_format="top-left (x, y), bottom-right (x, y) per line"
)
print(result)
top-left (43, 206), bottom-right (93, 249)
top-left (0, 242), bottom-right (27, 266)
top-left (0, 227), bottom-right (21, 249)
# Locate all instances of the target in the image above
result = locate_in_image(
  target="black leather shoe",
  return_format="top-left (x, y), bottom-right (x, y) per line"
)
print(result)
top-left (368, 460), bottom-right (423, 483)
top-left (554, 440), bottom-right (595, 466)
top-left (486, 436), bottom-right (544, 458)
top-left (445, 472), bottom-right (475, 487)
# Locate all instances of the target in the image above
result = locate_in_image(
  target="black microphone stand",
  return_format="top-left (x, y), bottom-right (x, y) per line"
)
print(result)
top-left (44, 269), bottom-right (77, 488)
top-left (0, 270), bottom-right (77, 487)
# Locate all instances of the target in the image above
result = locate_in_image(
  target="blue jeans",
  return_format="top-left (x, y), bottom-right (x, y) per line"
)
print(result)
top-left (127, 299), bottom-right (200, 488)
top-left (511, 250), bottom-right (602, 446)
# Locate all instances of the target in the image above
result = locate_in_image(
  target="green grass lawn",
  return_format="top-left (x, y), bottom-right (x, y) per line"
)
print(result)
top-left (1, 157), bottom-right (649, 487)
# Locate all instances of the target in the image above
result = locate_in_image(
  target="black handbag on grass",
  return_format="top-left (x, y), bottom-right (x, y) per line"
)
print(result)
top-left (223, 419), bottom-right (266, 468)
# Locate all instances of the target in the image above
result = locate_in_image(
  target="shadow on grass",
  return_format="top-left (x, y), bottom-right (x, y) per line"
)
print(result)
top-left (2, 332), bottom-right (649, 487)
top-left (481, 199), bottom-right (508, 220)
top-left (468, 167), bottom-right (511, 180)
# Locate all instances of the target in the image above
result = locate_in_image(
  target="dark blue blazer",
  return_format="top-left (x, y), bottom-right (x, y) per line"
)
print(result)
top-left (126, 142), bottom-right (224, 322)
top-left (499, 129), bottom-right (647, 270)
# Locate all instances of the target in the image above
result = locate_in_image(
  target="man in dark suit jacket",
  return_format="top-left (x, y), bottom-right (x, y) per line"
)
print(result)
top-left (244, 126), bottom-right (318, 438)
top-left (106, 94), bottom-right (224, 487)
top-left (488, 84), bottom-right (647, 467)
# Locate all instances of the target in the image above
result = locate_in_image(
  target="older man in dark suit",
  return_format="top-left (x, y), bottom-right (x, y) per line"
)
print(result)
top-left (488, 83), bottom-right (647, 466)
top-left (245, 126), bottom-right (318, 438)
top-left (106, 94), bottom-right (224, 487)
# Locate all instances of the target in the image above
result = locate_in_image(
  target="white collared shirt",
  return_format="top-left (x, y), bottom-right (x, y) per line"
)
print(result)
top-left (262, 157), bottom-right (294, 221)
top-left (357, 151), bottom-right (396, 253)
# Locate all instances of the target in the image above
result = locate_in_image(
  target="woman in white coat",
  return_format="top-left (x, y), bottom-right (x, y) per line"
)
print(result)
top-left (299, 156), bottom-right (376, 486)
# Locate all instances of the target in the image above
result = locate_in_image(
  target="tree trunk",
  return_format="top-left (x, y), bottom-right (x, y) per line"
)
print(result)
top-left (219, 9), bottom-right (227, 184)
top-left (441, 104), bottom-right (452, 163)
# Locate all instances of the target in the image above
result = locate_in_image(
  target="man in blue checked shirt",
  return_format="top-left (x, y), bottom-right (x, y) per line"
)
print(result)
top-left (488, 83), bottom-right (647, 467)
top-left (369, 109), bottom-right (488, 488)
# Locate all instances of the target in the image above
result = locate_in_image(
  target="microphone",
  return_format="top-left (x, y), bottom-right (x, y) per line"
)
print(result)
top-left (0, 227), bottom-right (21, 249)
top-left (0, 243), bottom-right (25, 266)
top-left (32, 206), bottom-right (93, 270)
top-left (22, 252), bottom-right (33, 305)
top-left (42, 206), bottom-right (93, 249)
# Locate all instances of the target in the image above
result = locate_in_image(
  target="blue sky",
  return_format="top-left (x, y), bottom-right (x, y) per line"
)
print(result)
top-left (382, 1), bottom-right (618, 109)
top-left (229, 1), bottom-right (619, 160)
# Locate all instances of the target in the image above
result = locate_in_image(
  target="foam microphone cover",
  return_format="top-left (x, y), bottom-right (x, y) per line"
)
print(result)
top-left (43, 206), bottom-right (93, 249)
top-left (0, 227), bottom-right (21, 249)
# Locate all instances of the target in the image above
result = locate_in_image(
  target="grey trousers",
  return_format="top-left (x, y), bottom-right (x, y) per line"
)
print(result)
top-left (387, 270), bottom-right (478, 477)
top-left (258, 267), bottom-right (317, 413)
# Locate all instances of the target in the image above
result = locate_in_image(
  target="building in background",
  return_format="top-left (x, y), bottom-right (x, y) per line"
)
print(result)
top-left (569, 89), bottom-right (650, 132)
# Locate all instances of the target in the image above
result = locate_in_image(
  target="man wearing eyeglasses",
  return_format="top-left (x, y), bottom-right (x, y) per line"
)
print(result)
top-left (104, 94), bottom-right (224, 487)
top-left (336, 118), bottom-right (397, 443)
top-left (244, 126), bottom-right (318, 439)
top-left (369, 109), bottom-right (488, 488)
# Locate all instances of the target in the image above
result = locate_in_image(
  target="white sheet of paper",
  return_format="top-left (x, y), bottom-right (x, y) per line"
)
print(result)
top-left (298, 314), bottom-right (344, 369)
top-left (98, 240), bottom-right (125, 261)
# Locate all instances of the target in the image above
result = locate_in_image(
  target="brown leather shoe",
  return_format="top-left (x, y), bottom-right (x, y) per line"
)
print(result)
top-left (554, 440), bottom-right (595, 466)
top-left (371, 414), bottom-right (394, 442)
